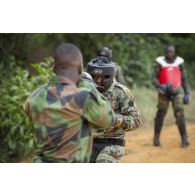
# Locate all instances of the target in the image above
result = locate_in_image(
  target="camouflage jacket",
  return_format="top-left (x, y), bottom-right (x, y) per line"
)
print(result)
top-left (23, 75), bottom-right (115, 163)
top-left (94, 80), bottom-right (140, 139)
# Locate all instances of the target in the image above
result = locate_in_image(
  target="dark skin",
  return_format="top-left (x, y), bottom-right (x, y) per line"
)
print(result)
top-left (92, 75), bottom-right (109, 87)
top-left (53, 43), bottom-right (83, 85)
top-left (164, 45), bottom-right (190, 103)
top-left (165, 45), bottom-right (175, 61)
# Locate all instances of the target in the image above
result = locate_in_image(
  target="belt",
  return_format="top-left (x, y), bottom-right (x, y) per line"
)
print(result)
top-left (93, 138), bottom-right (126, 146)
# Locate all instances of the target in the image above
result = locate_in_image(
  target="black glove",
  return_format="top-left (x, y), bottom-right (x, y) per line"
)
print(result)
top-left (183, 94), bottom-right (190, 104)
top-left (114, 114), bottom-right (125, 128)
top-left (166, 83), bottom-right (174, 94)
top-left (156, 84), bottom-right (167, 94)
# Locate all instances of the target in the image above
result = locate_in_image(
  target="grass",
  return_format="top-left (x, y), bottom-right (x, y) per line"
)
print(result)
top-left (131, 87), bottom-right (195, 130)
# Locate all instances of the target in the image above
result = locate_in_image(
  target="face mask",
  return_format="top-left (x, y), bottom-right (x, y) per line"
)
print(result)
top-left (96, 76), bottom-right (113, 92)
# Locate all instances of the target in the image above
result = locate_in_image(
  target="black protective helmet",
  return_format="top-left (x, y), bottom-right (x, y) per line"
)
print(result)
top-left (97, 47), bottom-right (112, 58)
top-left (87, 56), bottom-right (115, 91)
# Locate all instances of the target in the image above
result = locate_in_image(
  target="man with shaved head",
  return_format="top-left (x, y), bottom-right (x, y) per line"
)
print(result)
top-left (152, 44), bottom-right (191, 148)
top-left (24, 43), bottom-right (116, 163)
top-left (54, 43), bottom-right (83, 79)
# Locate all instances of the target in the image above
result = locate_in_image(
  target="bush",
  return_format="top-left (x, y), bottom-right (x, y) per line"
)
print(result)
top-left (1, 34), bottom-right (194, 88)
top-left (0, 58), bottom-right (53, 162)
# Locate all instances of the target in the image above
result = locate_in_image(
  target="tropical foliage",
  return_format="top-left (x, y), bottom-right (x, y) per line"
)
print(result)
top-left (0, 33), bottom-right (194, 162)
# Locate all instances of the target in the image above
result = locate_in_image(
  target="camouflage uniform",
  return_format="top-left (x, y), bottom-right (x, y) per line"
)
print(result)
top-left (23, 75), bottom-right (115, 163)
top-left (92, 80), bottom-right (140, 163)
top-left (152, 56), bottom-right (190, 145)
top-left (115, 63), bottom-right (126, 85)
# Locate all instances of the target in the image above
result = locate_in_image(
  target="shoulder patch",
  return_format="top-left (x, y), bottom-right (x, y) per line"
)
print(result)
top-left (115, 82), bottom-right (134, 99)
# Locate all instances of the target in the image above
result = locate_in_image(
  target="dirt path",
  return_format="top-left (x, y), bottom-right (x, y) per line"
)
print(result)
top-left (121, 123), bottom-right (195, 163)
top-left (22, 123), bottom-right (195, 163)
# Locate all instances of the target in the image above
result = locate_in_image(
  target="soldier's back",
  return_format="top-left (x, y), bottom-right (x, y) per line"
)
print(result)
top-left (24, 76), bottom-right (96, 162)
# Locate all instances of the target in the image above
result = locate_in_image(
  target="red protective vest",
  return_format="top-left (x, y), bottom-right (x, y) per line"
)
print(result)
top-left (156, 56), bottom-right (183, 89)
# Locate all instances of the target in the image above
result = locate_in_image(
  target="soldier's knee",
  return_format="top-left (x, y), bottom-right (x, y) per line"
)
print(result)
top-left (156, 109), bottom-right (167, 119)
top-left (96, 154), bottom-right (118, 163)
top-left (95, 145), bottom-right (124, 163)
top-left (174, 108), bottom-right (184, 120)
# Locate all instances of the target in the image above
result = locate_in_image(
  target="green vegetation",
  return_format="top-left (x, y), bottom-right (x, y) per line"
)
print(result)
top-left (0, 33), bottom-right (194, 162)
top-left (1, 34), bottom-right (195, 88)
top-left (0, 58), bottom-right (53, 162)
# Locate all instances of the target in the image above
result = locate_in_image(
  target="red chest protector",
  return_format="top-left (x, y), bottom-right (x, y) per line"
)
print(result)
top-left (156, 56), bottom-right (183, 89)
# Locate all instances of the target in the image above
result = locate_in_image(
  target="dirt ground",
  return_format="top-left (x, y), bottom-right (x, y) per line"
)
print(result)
top-left (22, 123), bottom-right (195, 163)
top-left (121, 123), bottom-right (195, 163)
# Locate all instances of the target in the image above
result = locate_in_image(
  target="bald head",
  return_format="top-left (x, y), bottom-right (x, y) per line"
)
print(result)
top-left (53, 43), bottom-right (83, 84)
top-left (165, 44), bottom-right (175, 60)
top-left (54, 43), bottom-right (83, 71)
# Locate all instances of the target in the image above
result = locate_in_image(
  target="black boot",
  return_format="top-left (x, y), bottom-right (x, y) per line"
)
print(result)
top-left (153, 136), bottom-right (161, 146)
top-left (153, 109), bottom-right (166, 147)
top-left (181, 135), bottom-right (190, 148)
top-left (176, 114), bottom-right (190, 148)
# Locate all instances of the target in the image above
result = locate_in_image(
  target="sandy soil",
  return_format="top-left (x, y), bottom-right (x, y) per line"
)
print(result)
top-left (121, 123), bottom-right (195, 163)
top-left (22, 123), bottom-right (195, 163)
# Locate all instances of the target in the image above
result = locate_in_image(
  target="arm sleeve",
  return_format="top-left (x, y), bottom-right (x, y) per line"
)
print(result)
top-left (79, 77), bottom-right (96, 90)
top-left (119, 90), bottom-right (141, 131)
top-left (180, 63), bottom-right (190, 95)
top-left (152, 62), bottom-right (161, 88)
top-left (79, 78), bottom-right (107, 101)
top-left (83, 91), bottom-right (115, 129)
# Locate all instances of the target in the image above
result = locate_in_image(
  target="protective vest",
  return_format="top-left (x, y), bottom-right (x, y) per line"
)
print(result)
top-left (156, 56), bottom-right (183, 89)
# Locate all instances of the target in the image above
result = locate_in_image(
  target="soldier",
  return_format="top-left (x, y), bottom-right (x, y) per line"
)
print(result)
top-left (97, 47), bottom-right (126, 85)
top-left (23, 43), bottom-right (116, 163)
top-left (87, 56), bottom-right (140, 163)
top-left (152, 44), bottom-right (191, 148)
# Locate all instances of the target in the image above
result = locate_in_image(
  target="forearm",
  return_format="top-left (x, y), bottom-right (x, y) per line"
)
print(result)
top-left (84, 94), bottom-right (115, 129)
top-left (118, 90), bottom-right (141, 131)
top-left (182, 80), bottom-right (190, 95)
top-left (99, 101), bottom-right (116, 129)
top-left (120, 99), bottom-right (141, 131)
top-left (152, 77), bottom-right (160, 88)
top-left (180, 64), bottom-right (190, 95)
top-left (122, 110), bottom-right (141, 131)
top-left (152, 63), bottom-right (161, 88)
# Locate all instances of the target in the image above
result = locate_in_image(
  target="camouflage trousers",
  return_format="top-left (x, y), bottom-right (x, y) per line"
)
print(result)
top-left (154, 93), bottom-right (187, 140)
top-left (95, 145), bottom-right (124, 163)
top-left (155, 93), bottom-right (184, 123)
